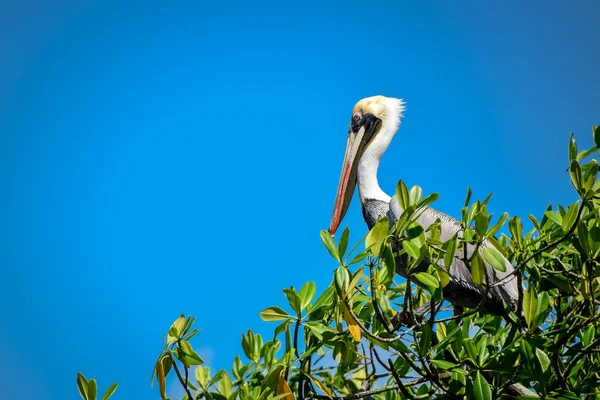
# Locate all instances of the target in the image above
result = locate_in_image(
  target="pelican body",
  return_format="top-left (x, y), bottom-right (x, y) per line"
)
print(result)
top-left (329, 96), bottom-right (518, 315)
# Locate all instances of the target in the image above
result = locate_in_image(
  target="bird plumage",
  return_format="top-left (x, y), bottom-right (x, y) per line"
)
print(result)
top-left (330, 95), bottom-right (519, 316)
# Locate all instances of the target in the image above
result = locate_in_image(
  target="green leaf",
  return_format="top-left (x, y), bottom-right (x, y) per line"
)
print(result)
top-left (156, 356), bottom-right (167, 400)
top-left (463, 339), bottom-right (478, 362)
top-left (567, 359), bottom-right (585, 379)
top-left (528, 214), bottom-right (541, 232)
top-left (593, 125), bottom-right (600, 147)
top-left (365, 217), bottom-right (389, 256)
top-left (161, 355), bottom-right (172, 380)
top-left (283, 287), bottom-right (301, 315)
top-left (403, 241), bottom-right (420, 259)
top-left (180, 340), bottom-right (193, 355)
top-left (413, 272), bottom-right (439, 288)
top-left (180, 341), bottom-right (204, 365)
top-left (259, 307), bottom-right (291, 322)
top-left (569, 132), bottom-right (577, 162)
top-left (375, 290), bottom-right (391, 317)
top-left (577, 146), bottom-right (599, 162)
top-left (431, 359), bottom-right (457, 370)
top-left (101, 382), bottom-right (118, 400)
top-left (181, 315), bottom-right (195, 337)
top-left (523, 286), bottom-right (538, 329)
top-left (409, 185), bottom-right (423, 206)
top-left (508, 216), bottom-right (523, 245)
top-left (417, 193), bottom-right (440, 208)
top-left (273, 319), bottom-right (290, 342)
top-left (406, 223), bottom-right (425, 246)
top-left (562, 204), bottom-right (578, 231)
top-left (434, 324), bottom-right (462, 353)
top-left (583, 159), bottom-right (599, 192)
top-left (487, 212), bottom-right (508, 237)
top-left (347, 268), bottom-right (363, 293)
top-left (195, 366), bottom-right (209, 389)
top-left (436, 322), bottom-right (447, 342)
top-left (472, 371), bottom-right (492, 400)
top-left (477, 336), bottom-right (488, 366)
top-left (464, 187), bottom-right (472, 208)
top-left (88, 379), bottom-right (97, 400)
top-left (419, 324), bottom-right (432, 357)
top-left (307, 284), bottom-right (335, 316)
top-left (470, 253), bottom-right (485, 286)
top-left (482, 247), bottom-right (506, 272)
top-left (338, 227), bottom-right (350, 259)
top-left (450, 371), bottom-right (467, 395)
top-left (463, 229), bottom-right (476, 243)
top-left (209, 369), bottom-right (225, 387)
top-left (583, 325), bottom-right (595, 347)
top-left (536, 348), bottom-right (551, 372)
top-left (168, 314), bottom-right (186, 344)
top-left (570, 160), bottom-right (583, 192)
top-left (534, 291), bottom-right (550, 328)
top-left (334, 266), bottom-right (350, 296)
top-left (77, 372), bottom-right (89, 400)
top-left (468, 202), bottom-right (479, 224)
top-left (418, 192), bottom-right (440, 207)
top-left (348, 251), bottom-right (369, 265)
top-left (239, 333), bottom-right (255, 363)
top-left (577, 220), bottom-right (591, 255)
top-left (487, 235), bottom-right (508, 258)
top-left (320, 230), bottom-right (340, 261)
top-left (544, 210), bottom-right (562, 226)
top-left (219, 371), bottom-right (233, 398)
top-left (444, 234), bottom-right (457, 269)
top-left (482, 192), bottom-right (494, 206)
top-left (305, 321), bottom-right (337, 341)
top-left (475, 211), bottom-right (490, 236)
top-left (175, 347), bottom-right (191, 368)
top-left (298, 281), bottom-right (316, 310)
top-left (396, 180), bottom-right (410, 210)
top-left (381, 244), bottom-right (396, 287)
top-left (520, 339), bottom-right (535, 365)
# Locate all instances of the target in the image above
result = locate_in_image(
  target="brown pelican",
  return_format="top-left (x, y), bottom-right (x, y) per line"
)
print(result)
top-left (329, 95), bottom-right (518, 315)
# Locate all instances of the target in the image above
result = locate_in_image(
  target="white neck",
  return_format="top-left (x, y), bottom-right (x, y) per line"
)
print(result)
top-left (357, 98), bottom-right (404, 204)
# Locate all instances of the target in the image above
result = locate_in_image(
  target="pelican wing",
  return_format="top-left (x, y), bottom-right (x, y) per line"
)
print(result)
top-left (388, 195), bottom-right (519, 309)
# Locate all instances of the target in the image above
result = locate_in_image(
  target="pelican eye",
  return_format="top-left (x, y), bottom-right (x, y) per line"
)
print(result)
top-left (350, 114), bottom-right (364, 133)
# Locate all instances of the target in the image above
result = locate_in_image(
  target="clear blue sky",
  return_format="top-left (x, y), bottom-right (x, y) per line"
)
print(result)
top-left (0, 1), bottom-right (598, 399)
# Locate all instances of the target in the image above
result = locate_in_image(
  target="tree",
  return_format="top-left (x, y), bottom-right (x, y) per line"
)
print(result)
top-left (78, 126), bottom-right (600, 400)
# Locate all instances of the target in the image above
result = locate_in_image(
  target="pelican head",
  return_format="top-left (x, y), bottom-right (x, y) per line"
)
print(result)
top-left (329, 95), bottom-right (405, 235)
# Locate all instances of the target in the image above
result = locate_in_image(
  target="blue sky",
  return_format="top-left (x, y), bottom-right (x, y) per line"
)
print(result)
top-left (0, 1), bottom-right (598, 398)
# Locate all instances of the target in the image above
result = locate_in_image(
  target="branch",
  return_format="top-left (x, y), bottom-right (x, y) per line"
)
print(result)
top-left (306, 373), bottom-right (450, 400)
top-left (168, 352), bottom-right (194, 400)
top-left (505, 383), bottom-right (539, 398)
top-left (307, 385), bottom-right (399, 400)
top-left (387, 359), bottom-right (416, 400)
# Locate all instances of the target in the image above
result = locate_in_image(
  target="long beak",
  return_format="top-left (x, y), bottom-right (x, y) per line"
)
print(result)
top-left (328, 127), bottom-right (367, 235)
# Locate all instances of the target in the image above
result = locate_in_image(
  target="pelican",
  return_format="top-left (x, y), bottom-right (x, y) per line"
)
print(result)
top-left (329, 95), bottom-right (518, 316)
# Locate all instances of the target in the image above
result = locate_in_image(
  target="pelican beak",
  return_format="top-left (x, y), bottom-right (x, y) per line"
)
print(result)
top-left (329, 113), bottom-right (381, 236)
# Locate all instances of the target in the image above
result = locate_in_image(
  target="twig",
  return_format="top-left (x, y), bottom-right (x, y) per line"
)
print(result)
top-left (307, 373), bottom-right (450, 400)
top-left (168, 352), bottom-right (194, 400)
top-left (308, 385), bottom-right (399, 400)
top-left (387, 359), bottom-right (416, 400)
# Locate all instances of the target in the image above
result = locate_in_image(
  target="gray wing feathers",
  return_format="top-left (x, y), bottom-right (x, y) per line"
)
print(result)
top-left (388, 195), bottom-right (518, 308)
